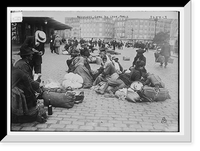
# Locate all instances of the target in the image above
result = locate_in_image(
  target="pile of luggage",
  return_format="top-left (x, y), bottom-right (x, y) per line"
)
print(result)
top-left (40, 73), bottom-right (85, 109)
top-left (115, 81), bottom-right (171, 103)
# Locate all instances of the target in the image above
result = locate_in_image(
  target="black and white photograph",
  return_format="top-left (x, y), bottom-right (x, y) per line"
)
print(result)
top-left (4, 5), bottom-right (191, 143)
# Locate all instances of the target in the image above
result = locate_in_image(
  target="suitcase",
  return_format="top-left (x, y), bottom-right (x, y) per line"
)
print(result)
top-left (142, 86), bottom-right (170, 101)
top-left (156, 55), bottom-right (165, 63)
top-left (123, 56), bottom-right (130, 61)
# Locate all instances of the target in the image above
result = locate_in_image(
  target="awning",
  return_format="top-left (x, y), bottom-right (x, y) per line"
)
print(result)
top-left (22, 17), bottom-right (72, 30)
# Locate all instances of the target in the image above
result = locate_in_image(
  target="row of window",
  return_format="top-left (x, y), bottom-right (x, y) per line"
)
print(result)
top-left (81, 32), bottom-right (113, 37)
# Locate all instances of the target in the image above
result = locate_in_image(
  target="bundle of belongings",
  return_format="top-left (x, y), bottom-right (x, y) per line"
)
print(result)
top-left (62, 72), bottom-right (84, 89)
top-left (41, 77), bottom-right (85, 109)
top-left (115, 77), bottom-right (171, 103)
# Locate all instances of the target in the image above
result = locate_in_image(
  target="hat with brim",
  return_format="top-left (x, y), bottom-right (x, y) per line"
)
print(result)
top-left (136, 49), bottom-right (145, 54)
top-left (112, 56), bottom-right (118, 60)
top-left (35, 30), bottom-right (46, 43)
top-left (18, 47), bottom-right (34, 56)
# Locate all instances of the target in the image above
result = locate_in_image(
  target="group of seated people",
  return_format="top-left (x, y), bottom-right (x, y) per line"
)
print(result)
top-left (11, 42), bottom-right (165, 124)
top-left (66, 44), bottom-right (165, 99)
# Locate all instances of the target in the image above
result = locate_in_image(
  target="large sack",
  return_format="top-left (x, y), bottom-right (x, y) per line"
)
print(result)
top-left (115, 88), bottom-right (127, 100)
top-left (142, 86), bottom-right (170, 101)
top-left (62, 80), bottom-right (82, 89)
top-left (42, 90), bottom-right (75, 108)
top-left (126, 88), bottom-right (140, 103)
top-left (64, 73), bottom-right (83, 84)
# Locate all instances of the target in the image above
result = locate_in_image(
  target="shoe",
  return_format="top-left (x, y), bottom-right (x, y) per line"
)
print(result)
top-left (74, 91), bottom-right (84, 104)
top-left (104, 90), bottom-right (116, 98)
top-left (95, 89), bottom-right (104, 94)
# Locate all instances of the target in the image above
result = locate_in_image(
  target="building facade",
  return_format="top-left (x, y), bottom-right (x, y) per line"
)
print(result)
top-left (65, 16), bottom-right (172, 42)
top-left (65, 17), bottom-right (81, 38)
top-left (170, 19), bottom-right (178, 53)
top-left (124, 18), bottom-right (172, 42)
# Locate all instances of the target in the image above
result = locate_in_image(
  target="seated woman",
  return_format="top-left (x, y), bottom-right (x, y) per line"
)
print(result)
top-left (96, 60), bottom-right (146, 97)
top-left (12, 59), bottom-right (46, 123)
top-left (68, 48), bottom-right (94, 88)
top-left (94, 54), bottom-right (119, 88)
top-left (111, 56), bottom-right (123, 75)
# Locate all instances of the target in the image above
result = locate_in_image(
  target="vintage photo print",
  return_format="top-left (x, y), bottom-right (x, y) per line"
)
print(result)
top-left (4, 5), bottom-right (191, 143)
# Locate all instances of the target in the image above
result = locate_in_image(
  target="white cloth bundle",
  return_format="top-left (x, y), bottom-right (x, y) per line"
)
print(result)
top-left (62, 73), bottom-right (83, 89)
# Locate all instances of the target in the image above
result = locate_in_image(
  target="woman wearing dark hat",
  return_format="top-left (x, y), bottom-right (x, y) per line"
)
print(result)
top-left (20, 30), bottom-right (46, 77)
top-left (132, 49), bottom-right (146, 67)
top-left (14, 47), bottom-right (42, 93)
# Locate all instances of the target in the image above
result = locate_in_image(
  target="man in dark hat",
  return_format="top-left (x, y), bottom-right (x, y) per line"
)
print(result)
top-left (14, 47), bottom-right (42, 93)
top-left (20, 30), bottom-right (46, 77)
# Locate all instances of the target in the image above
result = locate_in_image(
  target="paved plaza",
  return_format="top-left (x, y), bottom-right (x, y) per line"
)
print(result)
top-left (11, 45), bottom-right (179, 132)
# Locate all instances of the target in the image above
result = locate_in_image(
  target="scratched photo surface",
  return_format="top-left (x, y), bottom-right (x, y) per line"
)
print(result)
top-left (10, 9), bottom-right (179, 132)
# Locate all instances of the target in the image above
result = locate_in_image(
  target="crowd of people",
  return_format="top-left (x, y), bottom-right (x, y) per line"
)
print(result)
top-left (11, 29), bottom-right (171, 124)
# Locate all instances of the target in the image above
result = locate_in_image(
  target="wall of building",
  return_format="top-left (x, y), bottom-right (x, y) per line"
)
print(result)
top-left (65, 17), bottom-right (172, 42)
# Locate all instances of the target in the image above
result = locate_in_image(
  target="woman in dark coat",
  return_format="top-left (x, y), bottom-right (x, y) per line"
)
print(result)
top-left (132, 49), bottom-right (146, 67)
top-left (15, 48), bottom-right (41, 93)
top-left (160, 41), bottom-right (171, 68)
top-left (12, 59), bottom-right (46, 123)
top-left (132, 48), bottom-right (147, 76)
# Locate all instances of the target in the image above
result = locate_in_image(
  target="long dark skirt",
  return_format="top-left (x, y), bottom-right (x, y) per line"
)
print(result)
top-left (73, 65), bottom-right (93, 88)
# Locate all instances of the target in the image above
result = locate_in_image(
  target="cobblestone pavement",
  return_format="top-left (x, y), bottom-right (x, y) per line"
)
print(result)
top-left (11, 45), bottom-right (179, 132)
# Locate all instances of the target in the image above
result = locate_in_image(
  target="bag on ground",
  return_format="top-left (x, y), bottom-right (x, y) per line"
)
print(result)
top-left (42, 89), bottom-right (76, 108)
top-left (126, 88), bottom-right (140, 103)
top-left (156, 55), bottom-right (165, 63)
top-left (142, 86), bottom-right (170, 101)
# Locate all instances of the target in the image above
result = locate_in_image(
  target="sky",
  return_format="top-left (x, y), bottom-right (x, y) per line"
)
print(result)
top-left (18, 8), bottom-right (179, 24)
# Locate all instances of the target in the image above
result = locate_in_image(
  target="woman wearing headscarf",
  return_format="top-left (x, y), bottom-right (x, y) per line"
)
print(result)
top-left (93, 54), bottom-right (119, 86)
top-left (68, 48), bottom-right (94, 88)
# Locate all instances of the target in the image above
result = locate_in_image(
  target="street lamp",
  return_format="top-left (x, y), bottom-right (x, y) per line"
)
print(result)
top-left (131, 28), bottom-right (134, 43)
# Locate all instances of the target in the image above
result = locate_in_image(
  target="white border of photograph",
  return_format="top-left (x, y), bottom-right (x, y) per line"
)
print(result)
top-left (4, 3), bottom-right (191, 143)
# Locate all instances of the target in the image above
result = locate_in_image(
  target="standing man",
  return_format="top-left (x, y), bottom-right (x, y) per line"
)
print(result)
top-left (160, 40), bottom-right (171, 68)
top-left (49, 30), bottom-right (55, 53)
top-left (53, 34), bottom-right (62, 55)
top-left (20, 30), bottom-right (46, 77)
top-left (112, 40), bottom-right (116, 50)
